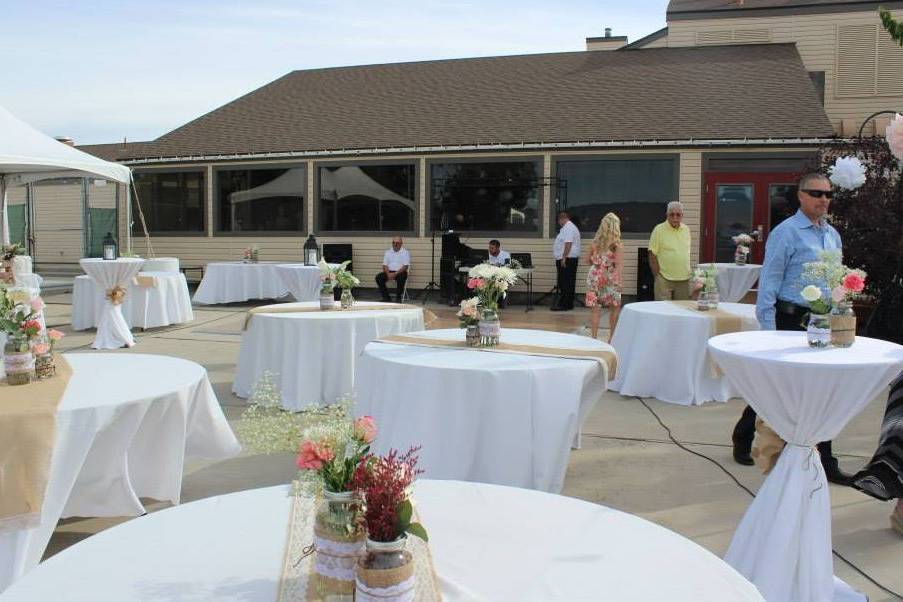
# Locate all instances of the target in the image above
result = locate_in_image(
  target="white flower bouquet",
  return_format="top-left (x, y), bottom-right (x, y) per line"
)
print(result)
top-left (692, 264), bottom-right (718, 294)
top-left (318, 259), bottom-right (360, 292)
top-left (466, 263), bottom-right (518, 310)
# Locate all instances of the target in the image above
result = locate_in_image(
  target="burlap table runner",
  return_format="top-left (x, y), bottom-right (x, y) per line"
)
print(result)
top-left (752, 418), bottom-right (789, 475)
top-left (277, 489), bottom-right (442, 601)
top-left (668, 300), bottom-right (747, 377)
top-left (0, 355), bottom-right (71, 533)
top-left (244, 303), bottom-right (436, 331)
top-left (378, 334), bottom-right (618, 380)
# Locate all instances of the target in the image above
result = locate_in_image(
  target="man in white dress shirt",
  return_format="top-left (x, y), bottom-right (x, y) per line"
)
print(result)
top-left (487, 240), bottom-right (511, 266)
top-left (375, 236), bottom-right (410, 302)
top-left (552, 211), bottom-right (581, 311)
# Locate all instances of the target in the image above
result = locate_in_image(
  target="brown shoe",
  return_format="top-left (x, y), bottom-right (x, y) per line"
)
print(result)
top-left (892, 511), bottom-right (903, 536)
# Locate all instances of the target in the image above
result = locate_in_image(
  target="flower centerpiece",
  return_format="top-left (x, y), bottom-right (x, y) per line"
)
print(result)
top-left (241, 246), bottom-right (259, 263)
top-left (318, 259), bottom-right (360, 309)
top-left (802, 250), bottom-right (867, 347)
top-left (32, 328), bottom-right (65, 380)
top-left (731, 234), bottom-right (754, 265)
top-left (466, 263), bottom-right (518, 346)
top-left (352, 447), bottom-right (427, 601)
top-left (0, 287), bottom-right (45, 385)
top-left (456, 297), bottom-right (481, 347)
top-left (692, 264), bottom-right (719, 310)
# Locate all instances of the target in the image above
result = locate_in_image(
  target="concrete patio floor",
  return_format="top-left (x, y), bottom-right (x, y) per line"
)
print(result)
top-left (37, 290), bottom-right (903, 601)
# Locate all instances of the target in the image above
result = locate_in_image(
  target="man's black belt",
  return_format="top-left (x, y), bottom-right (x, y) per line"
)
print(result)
top-left (775, 299), bottom-right (809, 317)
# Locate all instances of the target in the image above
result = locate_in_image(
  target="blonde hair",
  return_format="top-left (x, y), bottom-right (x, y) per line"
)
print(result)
top-left (593, 212), bottom-right (621, 252)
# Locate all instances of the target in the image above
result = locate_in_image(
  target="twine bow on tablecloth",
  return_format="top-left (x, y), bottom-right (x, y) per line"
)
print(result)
top-left (105, 286), bottom-right (127, 305)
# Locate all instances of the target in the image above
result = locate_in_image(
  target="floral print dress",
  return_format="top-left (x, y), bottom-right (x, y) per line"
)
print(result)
top-left (585, 247), bottom-right (621, 308)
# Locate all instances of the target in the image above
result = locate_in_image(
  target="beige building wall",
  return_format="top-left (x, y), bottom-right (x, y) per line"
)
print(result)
top-left (31, 179), bottom-right (83, 264)
top-left (659, 7), bottom-right (903, 135)
top-left (121, 146), bottom-right (775, 297)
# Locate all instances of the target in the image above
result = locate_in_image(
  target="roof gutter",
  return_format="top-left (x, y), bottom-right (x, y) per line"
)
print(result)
top-left (119, 137), bottom-right (839, 165)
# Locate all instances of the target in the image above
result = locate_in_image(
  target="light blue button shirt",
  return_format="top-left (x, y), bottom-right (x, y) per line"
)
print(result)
top-left (756, 209), bottom-right (842, 330)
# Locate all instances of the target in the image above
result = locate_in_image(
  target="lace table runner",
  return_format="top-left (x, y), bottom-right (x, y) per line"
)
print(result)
top-left (277, 488), bottom-right (442, 602)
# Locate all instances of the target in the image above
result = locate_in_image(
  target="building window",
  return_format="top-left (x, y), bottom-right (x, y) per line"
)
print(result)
top-left (133, 170), bottom-right (205, 233)
top-left (319, 164), bottom-right (416, 232)
top-left (555, 158), bottom-right (676, 234)
top-left (217, 166), bottom-right (305, 232)
top-left (429, 160), bottom-right (541, 233)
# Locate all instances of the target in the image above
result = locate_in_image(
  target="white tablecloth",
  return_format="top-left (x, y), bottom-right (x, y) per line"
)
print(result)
top-left (12, 272), bottom-right (41, 291)
top-left (0, 480), bottom-right (763, 602)
top-left (0, 353), bottom-right (240, 592)
top-left (355, 328), bottom-right (613, 492)
top-left (192, 262), bottom-right (296, 305)
top-left (709, 332), bottom-right (903, 602)
top-left (78, 258), bottom-right (145, 349)
top-left (610, 301), bottom-right (759, 405)
top-left (72, 272), bottom-right (193, 330)
top-left (275, 263), bottom-right (336, 302)
top-left (140, 257), bottom-right (180, 273)
top-left (712, 263), bottom-right (762, 303)
top-left (233, 301), bottom-right (425, 410)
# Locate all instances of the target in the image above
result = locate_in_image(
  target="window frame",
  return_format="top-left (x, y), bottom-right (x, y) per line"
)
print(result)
top-left (213, 162), bottom-right (308, 237)
top-left (550, 153), bottom-right (680, 240)
top-left (313, 159), bottom-right (419, 237)
top-left (425, 155), bottom-right (545, 238)
top-left (132, 167), bottom-right (207, 237)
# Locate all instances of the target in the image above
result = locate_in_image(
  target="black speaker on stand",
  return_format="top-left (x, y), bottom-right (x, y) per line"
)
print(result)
top-left (637, 247), bottom-right (654, 301)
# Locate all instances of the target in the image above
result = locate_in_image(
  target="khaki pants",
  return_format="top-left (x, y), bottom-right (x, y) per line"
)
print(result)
top-left (654, 274), bottom-right (690, 301)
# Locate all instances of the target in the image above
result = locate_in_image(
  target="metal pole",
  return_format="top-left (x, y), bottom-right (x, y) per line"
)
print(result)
top-left (857, 110), bottom-right (900, 139)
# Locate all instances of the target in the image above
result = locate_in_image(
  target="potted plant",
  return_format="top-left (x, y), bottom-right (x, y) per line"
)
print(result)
top-left (465, 264), bottom-right (518, 346)
top-left (802, 251), bottom-right (867, 347)
top-left (295, 413), bottom-right (377, 598)
top-left (456, 297), bottom-right (481, 346)
top-left (352, 447), bottom-right (427, 601)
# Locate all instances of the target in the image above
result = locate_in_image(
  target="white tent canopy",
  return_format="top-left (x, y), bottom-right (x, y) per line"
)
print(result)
top-left (0, 103), bottom-right (131, 246)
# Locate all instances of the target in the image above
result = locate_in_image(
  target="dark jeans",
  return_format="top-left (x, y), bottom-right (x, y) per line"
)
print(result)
top-left (556, 257), bottom-right (578, 309)
top-left (733, 304), bottom-right (840, 468)
top-left (375, 271), bottom-right (407, 301)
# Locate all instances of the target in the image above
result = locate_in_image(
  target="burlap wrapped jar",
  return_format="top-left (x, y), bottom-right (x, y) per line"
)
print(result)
top-left (355, 541), bottom-right (414, 602)
top-left (310, 490), bottom-right (365, 599)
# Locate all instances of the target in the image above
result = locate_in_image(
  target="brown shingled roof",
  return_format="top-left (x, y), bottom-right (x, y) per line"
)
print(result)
top-left (668, 0), bottom-right (888, 14)
top-left (79, 44), bottom-right (833, 162)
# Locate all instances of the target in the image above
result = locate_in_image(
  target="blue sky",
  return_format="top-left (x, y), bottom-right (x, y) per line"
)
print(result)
top-left (1, 1), bottom-right (668, 145)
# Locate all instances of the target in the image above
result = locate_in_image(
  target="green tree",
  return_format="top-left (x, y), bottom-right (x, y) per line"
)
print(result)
top-left (880, 8), bottom-right (903, 46)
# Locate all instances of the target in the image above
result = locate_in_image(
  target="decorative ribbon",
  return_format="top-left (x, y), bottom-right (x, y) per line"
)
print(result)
top-left (105, 285), bottom-right (127, 305)
top-left (753, 420), bottom-right (824, 499)
top-left (243, 303), bottom-right (436, 331)
top-left (378, 334), bottom-right (618, 380)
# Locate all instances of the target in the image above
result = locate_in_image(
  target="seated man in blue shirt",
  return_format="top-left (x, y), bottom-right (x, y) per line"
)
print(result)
top-left (731, 173), bottom-right (852, 485)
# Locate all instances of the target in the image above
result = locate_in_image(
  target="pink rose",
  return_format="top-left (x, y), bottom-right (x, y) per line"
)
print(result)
top-left (296, 440), bottom-right (335, 471)
top-left (29, 297), bottom-right (44, 313)
top-left (47, 329), bottom-right (65, 342)
top-left (31, 342), bottom-right (50, 355)
top-left (841, 272), bottom-right (865, 294)
top-left (462, 305), bottom-right (477, 317)
top-left (831, 286), bottom-right (846, 303)
top-left (353, 416), bottom-right (378, 444)
top-left (467, 278), bottom-right (484, 290)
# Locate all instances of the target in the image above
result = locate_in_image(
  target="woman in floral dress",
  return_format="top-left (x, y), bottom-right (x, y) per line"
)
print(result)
top-left (584, 212), bottom-right (623, 342)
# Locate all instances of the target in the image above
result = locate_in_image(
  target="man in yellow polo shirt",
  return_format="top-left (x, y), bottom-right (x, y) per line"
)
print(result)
top-left (648, 201), bottom-right (691, 300)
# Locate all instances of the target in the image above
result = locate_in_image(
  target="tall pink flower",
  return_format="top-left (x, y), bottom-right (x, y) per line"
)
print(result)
top-left (467, 278), bottom-right (485, 290)
top-left (47, 329), bottom-right (65, 342)
top-left (296, 440), bottom-right (335, 471)
top-left (353, 416), bottom-right (378, 444)
top-left (842, 272), bottom-right (865, 294)
top-left (29, 297), bottom-right (44, 313)
top-left (831, 286), bottom-right (847, 304)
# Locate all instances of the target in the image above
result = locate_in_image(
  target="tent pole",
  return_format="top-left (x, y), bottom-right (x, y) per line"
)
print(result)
top-left (0, 176), bottom-right (8, 247)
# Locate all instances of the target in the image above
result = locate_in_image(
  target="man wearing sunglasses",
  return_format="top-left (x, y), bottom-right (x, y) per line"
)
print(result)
top-left (731, 172), bottom-right (852, 485)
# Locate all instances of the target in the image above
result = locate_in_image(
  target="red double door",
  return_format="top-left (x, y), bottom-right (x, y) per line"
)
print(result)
top-left (701, 171), bottom-right (799, 264)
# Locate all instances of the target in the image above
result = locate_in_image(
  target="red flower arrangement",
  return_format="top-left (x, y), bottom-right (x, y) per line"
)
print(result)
top-left (352, 447), bottom-right (428, 543)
